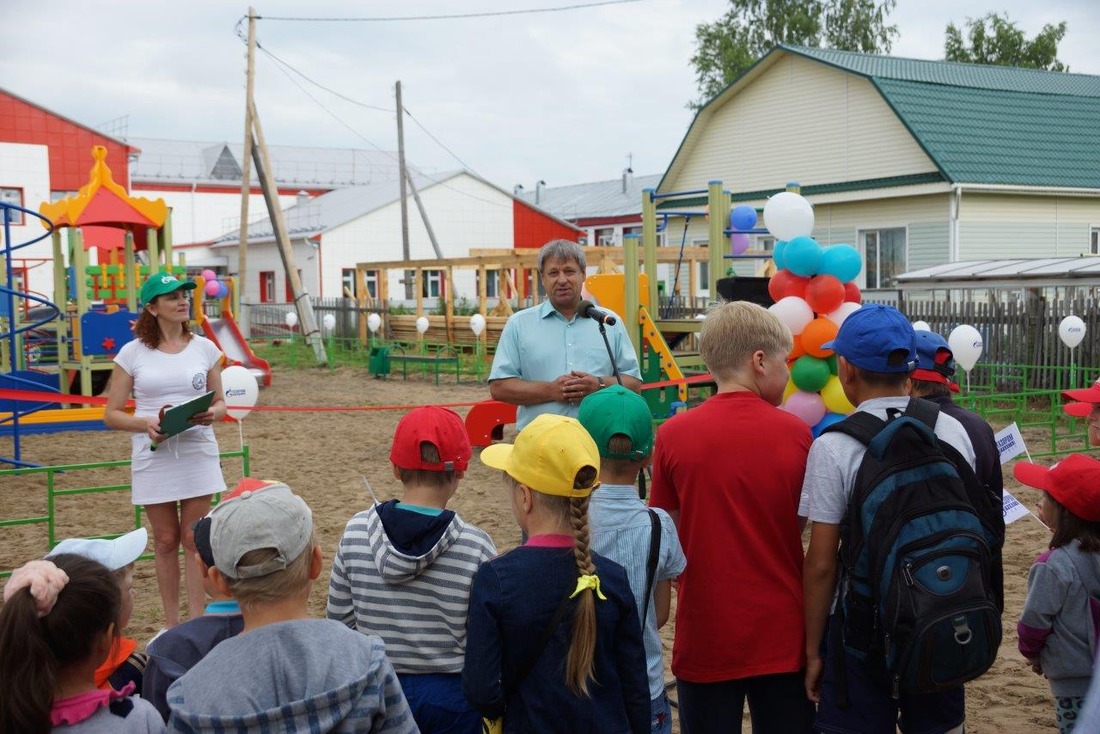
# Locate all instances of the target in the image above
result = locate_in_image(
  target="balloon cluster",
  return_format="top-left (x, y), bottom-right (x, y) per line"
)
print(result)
top-left (763, 192), bottom-right (864, 437)
top-left (201, 269), bottom-right (230, 300)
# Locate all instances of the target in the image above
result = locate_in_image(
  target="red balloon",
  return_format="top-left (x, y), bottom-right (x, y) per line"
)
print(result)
top-left (768, 270), bottom-right (809, 302)
top-left (843, 281), bottom-right (862, 304)
top-left (805, 275), bottom-right (845, 315)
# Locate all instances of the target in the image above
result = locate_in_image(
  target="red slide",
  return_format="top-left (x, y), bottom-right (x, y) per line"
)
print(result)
top-left (200, 314), bottom-right (272, 386)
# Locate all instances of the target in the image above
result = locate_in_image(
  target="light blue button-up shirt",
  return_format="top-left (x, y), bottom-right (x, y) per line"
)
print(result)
top-left (489, 300), bottom-right (642, 429)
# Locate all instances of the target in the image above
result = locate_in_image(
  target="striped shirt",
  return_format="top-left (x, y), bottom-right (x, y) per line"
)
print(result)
top-left (327, 502), bottom-right (497, 674)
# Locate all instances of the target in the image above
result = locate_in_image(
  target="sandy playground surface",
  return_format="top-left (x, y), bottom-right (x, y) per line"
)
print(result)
top-left (0, 367), bottom-right (1066, 732)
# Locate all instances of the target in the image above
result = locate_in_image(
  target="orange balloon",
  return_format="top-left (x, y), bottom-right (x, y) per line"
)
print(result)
top-left (801, 317), bottom-right (839, 358)
top-left (788, 335), bottom-right (807, 361)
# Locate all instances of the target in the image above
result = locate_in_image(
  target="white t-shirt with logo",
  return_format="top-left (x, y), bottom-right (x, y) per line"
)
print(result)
top-left (114, 335), bottom-right (228, 505)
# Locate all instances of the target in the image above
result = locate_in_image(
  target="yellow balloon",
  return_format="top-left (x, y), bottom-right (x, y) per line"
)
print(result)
top-left (783, 378), bottom-right (798, 403)
top-left (821, 376), bottom-right (855, 414)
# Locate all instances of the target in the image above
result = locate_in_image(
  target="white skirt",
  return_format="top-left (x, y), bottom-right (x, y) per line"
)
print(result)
top-left (129, 427), bottom-right (227, 506)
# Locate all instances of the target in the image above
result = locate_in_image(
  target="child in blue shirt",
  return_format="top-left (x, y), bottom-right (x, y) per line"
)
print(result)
top-left (578, 385), bottom-right (686, 733)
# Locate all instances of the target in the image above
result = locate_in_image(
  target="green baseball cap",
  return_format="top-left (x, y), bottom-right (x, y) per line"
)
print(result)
top-left (140, 271), bottom-right (196, 304)
top-left (577, 385), bottom-right (654, 460)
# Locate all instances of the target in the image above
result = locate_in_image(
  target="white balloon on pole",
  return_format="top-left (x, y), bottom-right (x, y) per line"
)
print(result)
top-left (1058, 315), bottom-right (1086, 349)
top-left (912, 320), bottom-right (931, 332)
top-left (469, 313), bottom-right (486, 336)
top-left (415, 316), bottom-right (430, 334)
top-left (221, 365), bottom-right (259, 422)
top-left (948, 325), bottom-right (983, 372)
top-left (367, 312), bottom-right (382, 333)
top-left (322, 313), bottom-right (336, 332)
top-left (768, 296), bottom-right (815, 336)
top-left (284, 311), bottom-right (298, 328)
top-left (763, 191), bottom-right (815, 242)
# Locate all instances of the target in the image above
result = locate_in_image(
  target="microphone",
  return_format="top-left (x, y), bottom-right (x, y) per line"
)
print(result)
top-left (577, 300), bottom-right (617, 326)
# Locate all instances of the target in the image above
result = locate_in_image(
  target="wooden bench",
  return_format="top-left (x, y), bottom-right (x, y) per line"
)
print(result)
top-left (388, 345), bottom-right (461, 385)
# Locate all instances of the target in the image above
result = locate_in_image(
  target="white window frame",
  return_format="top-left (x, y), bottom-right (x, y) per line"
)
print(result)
top-left (422, 269), bottom-right (443, 298)
top-left (857, 225), bottom-right (909, 289)
top-left (1090, 226), bottom-right (1099, 255)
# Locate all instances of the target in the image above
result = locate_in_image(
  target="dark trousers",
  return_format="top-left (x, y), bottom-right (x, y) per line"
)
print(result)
top-left (677, 672), bottom-right (815, 734)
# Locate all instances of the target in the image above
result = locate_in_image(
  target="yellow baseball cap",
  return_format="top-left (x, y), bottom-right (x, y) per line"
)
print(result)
top-left (480, 413), bottom-right (601, 498)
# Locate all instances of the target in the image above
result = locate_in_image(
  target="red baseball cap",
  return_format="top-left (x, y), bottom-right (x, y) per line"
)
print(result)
top-left (1062, 378), bottom-right (1100, 418)
top-left (1014, 454), bottom-right (1100, 522)
top-left (390, 406), bottom-right (472, 472)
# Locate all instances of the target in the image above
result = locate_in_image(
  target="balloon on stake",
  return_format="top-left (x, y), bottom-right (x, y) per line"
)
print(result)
top-left (948, 324), bottom-right (983, 392)
top-left (415, 316), bottom-right (430, 334)
top-left (285, 311), bottom-right (298, 329)
top-left (1058, 315), bottom-right (1086, 388)
top-left (222, 365), bottom-right (260, 449)
top-left (469, 313), bottom-right (486, 336)
top-left (366, 312), bottom-right (382, 334)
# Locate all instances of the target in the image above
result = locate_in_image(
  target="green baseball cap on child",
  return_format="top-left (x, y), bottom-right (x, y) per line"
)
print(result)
top-left (577, 385), bottom-right (654, 461)
top-left (140, 271), bottom-right (196, 304)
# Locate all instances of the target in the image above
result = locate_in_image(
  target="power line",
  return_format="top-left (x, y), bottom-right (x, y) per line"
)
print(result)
top-left (256, 43), bottom-right (393, 113)
top-left (402, 106), bottom-right (477, 175)
top-left (259, 0), bottom-right (643, 23)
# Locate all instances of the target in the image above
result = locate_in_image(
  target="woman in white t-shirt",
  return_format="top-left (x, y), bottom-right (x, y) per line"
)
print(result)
top-left (105, 272), bottom-right (228, 627)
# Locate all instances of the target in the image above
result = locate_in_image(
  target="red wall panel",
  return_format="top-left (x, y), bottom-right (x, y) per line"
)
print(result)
top-left (512, 200), bottom-right (580, 249)
top-left (0, 91), bottom-right (133, 192)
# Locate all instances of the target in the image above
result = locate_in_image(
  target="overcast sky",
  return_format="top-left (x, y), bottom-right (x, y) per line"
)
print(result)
top-left (3, 0), bottom-right (1096, 190)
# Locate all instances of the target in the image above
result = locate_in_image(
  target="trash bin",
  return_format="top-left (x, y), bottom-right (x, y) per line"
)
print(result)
top-left (368, 346), bottom-right (391, 377)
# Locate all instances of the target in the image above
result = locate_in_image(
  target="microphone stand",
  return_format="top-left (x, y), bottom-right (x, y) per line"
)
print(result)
top-left (597, 320), bottom-right (624, 387)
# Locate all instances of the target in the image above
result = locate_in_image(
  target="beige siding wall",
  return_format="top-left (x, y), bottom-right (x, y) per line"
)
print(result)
top-left (959, 193), bottom-right (1100, 259)
top-left (665, 55), bottom-right (938, 194)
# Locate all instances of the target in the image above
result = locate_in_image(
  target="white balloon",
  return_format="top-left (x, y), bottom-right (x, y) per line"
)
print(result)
top-left (948, 324), bottom-right (983, 372)
top-left (322, 313), bottom-right (336, 332)
top-left (768, 296), bottom-right (815, 336)
top-left (284, 311), bottom-right (298, 328)
top-left (912, 320), bottom-right (931, 332)
top-left (469, 313), bottom-right (486, 336)
top-left (221, 365), bottom-right (259, 422)
top-left (1058, 315), bottom-right (1086, 349)
top-left (367, 312), bottom-right (382, 333)
top-left (415, 316), bottom-right (430, 334)
top-left (763, 192), bottom-right (815, 242)
top-left (826, 302), bottom-right (862, 328)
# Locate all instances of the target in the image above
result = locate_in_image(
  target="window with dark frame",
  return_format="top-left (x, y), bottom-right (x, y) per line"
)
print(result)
top-left (0, 188), bottom-right (24, 225)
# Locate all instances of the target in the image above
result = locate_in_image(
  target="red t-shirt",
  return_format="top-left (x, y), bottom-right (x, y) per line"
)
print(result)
top-left (650, 391), bottom-right (812, 682)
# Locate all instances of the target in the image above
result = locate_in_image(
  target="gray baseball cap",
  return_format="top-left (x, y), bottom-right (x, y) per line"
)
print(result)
top-left (209, 479), bottom-right (313, 579)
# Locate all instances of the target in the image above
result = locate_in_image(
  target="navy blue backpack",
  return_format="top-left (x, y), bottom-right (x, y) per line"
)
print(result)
top-left (825, 398), bottom-right (1002, 700)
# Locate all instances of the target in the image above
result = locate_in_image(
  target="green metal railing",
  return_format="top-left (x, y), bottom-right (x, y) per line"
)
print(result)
top-left (1, 446), bottom-right (250, 577)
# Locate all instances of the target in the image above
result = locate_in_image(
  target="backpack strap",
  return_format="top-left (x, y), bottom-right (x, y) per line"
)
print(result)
top-left (642, 509), bottom-right (661, 628)
top-left (822, 411), bottom-right (887, 446)
top-left (903, 396), bottom-right (940, 429)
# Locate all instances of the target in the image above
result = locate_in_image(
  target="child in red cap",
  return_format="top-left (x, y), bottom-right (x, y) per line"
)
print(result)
top-left (1015, 455), bottom-right (1100, 734)
top-left (1062, 378), bottom-right (1100, 447)
top-left (327, 406), bottom-right (496, 734)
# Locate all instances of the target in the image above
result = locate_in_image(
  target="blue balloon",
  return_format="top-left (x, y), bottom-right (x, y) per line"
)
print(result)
top-left (819, 244), bottom-right (862, 283)
top-left (730, 205), bottom-right (758, 232)
top-left (784, 236), bottom-right (823, 277)
top-left (216, 281), bottom-right (229, 299)
top-left (773, 240), bottom-right (788, 270)
top-left (812, 412), bottom-right (847, 438)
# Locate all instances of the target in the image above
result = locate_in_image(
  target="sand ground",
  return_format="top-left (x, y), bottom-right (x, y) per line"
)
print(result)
top-left (0, 367), bottom-right (1062, 732)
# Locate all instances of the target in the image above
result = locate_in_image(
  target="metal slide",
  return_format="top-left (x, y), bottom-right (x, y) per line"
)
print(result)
top-left (201, 315), bottom-right (272, 386)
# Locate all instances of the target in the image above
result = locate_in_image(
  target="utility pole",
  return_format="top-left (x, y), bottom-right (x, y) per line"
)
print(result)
top-left (236, 6), bottom-right (256, 322)
top-left (249, 98), bottom-right (327, 364)
top-left (396, 81), bottom-right (412, 299)
top-left (405, 169), bottom-right (444, 261)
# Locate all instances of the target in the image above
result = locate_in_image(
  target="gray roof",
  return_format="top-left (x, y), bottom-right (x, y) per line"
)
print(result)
top-left (517, 173), bottom-right (662, 221)
top-left (128, 137), bottom-right (407, 188)
top-left (896, 257), bottom-right (1100, 289)
top-left (212, 170), bottom-right (462, 246)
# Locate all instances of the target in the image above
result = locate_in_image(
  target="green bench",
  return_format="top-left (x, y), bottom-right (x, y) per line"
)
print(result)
top-left (388, 345), bottom-right (461, 385)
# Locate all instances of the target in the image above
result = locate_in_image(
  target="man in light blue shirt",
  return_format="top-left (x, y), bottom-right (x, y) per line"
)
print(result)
top-left (489, 239), bottom-right (642, 429)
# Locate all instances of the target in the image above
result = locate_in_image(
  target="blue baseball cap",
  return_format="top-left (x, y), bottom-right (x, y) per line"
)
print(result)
top-left (912, 330), bottom-right (959, 392)
top-left (822, 304), bottom-right (917, 374)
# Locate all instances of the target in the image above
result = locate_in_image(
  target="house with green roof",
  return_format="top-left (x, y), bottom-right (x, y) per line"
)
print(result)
top-left (658, 44), bottom-right (1100, 294)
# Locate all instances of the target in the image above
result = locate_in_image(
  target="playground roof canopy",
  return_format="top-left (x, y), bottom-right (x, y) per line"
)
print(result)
top-left (896, 257), bottom-right (1100, 290)
top-left (665, 45), bottom-right (1100, 193)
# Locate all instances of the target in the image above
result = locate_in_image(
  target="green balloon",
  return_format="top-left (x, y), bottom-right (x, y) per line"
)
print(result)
top-left (791, 355), bottom-right (831, 393)
top-left (827, 354), bottom-right (838, 375)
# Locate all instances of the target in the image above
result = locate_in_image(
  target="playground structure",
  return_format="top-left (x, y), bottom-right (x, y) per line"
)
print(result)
top-left (0, 147), bottom-right (270, 465)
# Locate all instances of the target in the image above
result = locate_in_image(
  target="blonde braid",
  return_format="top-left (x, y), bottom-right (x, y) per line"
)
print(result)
top-left (565, 493), bottom-right (598, 696)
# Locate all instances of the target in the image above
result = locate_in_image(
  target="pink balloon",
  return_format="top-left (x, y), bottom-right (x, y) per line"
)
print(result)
top-left (729, 232), bottom-right (750, 256)
top-left (204, 280), bottom-right (221, 297)
top-left (783, 390), bottom-right (827, 426)
top-left (201, 269), bottom-right (217, 282)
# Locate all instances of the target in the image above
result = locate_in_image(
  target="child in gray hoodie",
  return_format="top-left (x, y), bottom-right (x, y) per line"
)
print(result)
top-left (165, 478), bottom-right (417, 734)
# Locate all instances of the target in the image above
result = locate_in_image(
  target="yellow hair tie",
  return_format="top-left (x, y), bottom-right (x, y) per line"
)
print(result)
top-left (569, 574), bottom-right (607, 601)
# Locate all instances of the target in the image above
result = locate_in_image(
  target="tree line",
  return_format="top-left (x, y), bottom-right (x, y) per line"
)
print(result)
top-left (690, 1), bottom-right (1070, 109)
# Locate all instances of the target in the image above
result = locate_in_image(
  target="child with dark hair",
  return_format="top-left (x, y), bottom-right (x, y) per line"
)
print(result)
top-left (0, 554), bottom-right (164, 733)
top-left (464, 413), bottom-right (649, 733)
top-left (142, 511), bottom-right (245, 721)
top-left (1015, 454), bottom-right (1100, 734)
top-left (328, 406), bottom-right (496, 733)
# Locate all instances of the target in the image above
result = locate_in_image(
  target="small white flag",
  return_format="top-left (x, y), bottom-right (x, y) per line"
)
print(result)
top-left (1002, 490), bottom-right (1031, 525)
top-left (994, 422), bottom-right (1029, 465)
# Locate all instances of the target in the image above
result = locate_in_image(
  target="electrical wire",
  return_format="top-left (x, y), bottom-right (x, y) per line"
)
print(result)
top-left (258, 1), bottom-right (643, 23)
